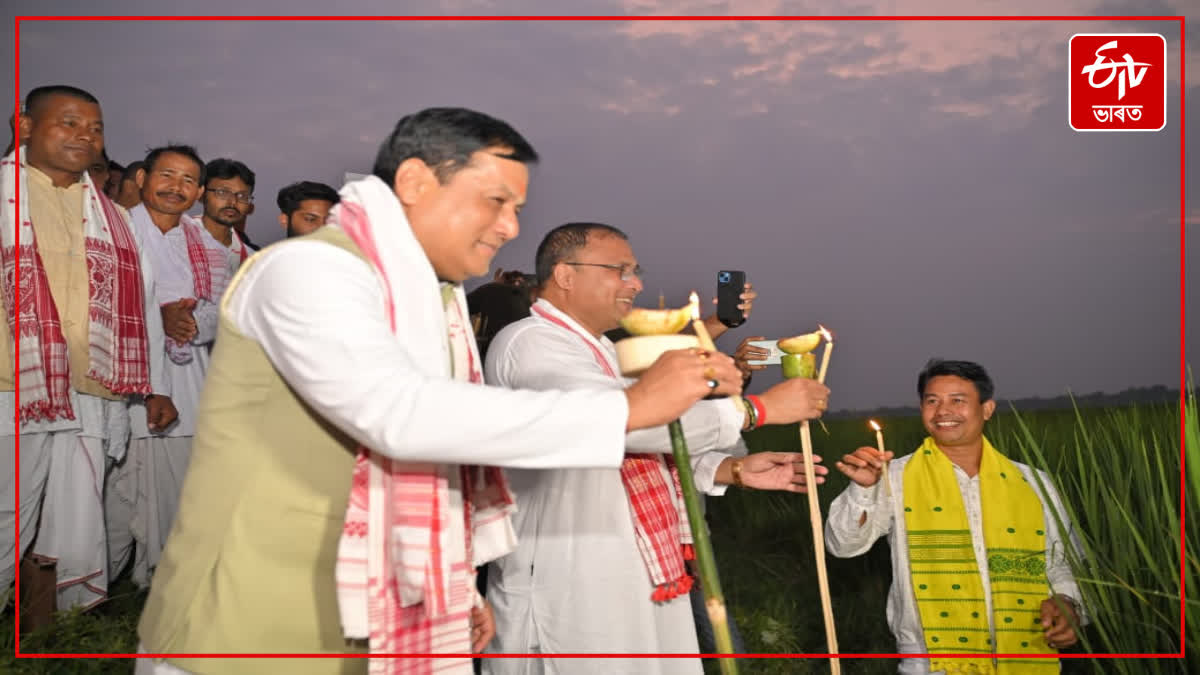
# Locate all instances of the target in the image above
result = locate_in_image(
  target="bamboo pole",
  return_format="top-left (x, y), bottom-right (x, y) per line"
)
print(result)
top-left (799, 420), bottom-right (841, 674)
top-left (668, 420), bottom-right (738, 675)
top-left (781, 346), bottom-right (840, 673)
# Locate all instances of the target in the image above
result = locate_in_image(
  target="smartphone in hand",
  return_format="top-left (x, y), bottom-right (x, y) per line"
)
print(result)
top-left (716, 270), bottom-right (747, 328)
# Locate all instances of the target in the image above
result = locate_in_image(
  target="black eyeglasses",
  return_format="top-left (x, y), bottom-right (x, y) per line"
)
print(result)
top-left (207, 187), bottom-right (254, 204)
top-left (564, 262), bottom-right (644, 281)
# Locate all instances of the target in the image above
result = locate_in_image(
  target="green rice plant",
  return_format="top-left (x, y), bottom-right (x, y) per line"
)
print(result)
top-left (980, 395), bottom-right (1191, 674)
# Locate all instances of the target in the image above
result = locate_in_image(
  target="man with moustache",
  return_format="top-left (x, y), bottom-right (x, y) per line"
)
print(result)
top-left (107, 144), bottom-right (231, 588)
top-left (200, 158), bottom-right (255, 270)
top-left (0, 85), bottom-right (175, 611)
top-left (277, 179), bottom-right (339, 237)
top-left (826, 359), bottom-right (1085, 674)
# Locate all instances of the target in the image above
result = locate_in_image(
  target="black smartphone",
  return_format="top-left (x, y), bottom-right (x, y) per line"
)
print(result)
top-left (716, 270), bottom-right (747, 328)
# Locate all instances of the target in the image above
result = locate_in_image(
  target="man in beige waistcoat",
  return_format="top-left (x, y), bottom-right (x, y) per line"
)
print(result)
top-left (136, 107), bottom-right (744, 675)
top-left (0, 85), bottom-right (177, 613)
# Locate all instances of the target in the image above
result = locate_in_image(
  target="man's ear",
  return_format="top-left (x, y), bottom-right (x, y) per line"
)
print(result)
top-left (982, 399), bottom-right (996, 421)
top-left (277, 213), bottom-right (288, 231)
top-left (246, 201), bottom-right (256, 215)
top-left (135, 168), bottom-right (147, 191)
top-left (17, 114), bottom-right (32, 144)
top-left (551, 262), bottom-right (573, 291)
top-left (392, 158), bottom-right (436, 207)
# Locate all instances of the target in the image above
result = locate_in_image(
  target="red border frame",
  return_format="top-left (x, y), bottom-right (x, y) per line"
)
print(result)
top-left (9, 10), bottom-right (1185, 662)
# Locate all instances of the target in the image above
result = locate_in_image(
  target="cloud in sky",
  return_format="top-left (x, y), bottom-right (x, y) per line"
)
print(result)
top-left (2, 0), bottom-right (1191, 409)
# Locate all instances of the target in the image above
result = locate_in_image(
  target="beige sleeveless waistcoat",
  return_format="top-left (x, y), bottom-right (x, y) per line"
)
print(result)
top-left (138, 227), bottom-right (370, 675)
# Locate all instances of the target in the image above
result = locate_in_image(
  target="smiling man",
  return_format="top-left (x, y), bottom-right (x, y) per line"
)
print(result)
top-left (825, 359), bottom-right (1086, 675)
top-left (482, 222), bottom-right (833, 674)
top-left (135, 107), bottom-right (744, 675)
top-left (0, 85), bottom-right (174, 612)
top-left (108, 144), bottom-right (232, 589)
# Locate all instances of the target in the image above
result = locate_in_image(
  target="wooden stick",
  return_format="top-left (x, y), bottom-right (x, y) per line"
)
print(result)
top-left (800, 420), bottom-right (841, 674)
top-left (668, 420), bottom-right (739, 674)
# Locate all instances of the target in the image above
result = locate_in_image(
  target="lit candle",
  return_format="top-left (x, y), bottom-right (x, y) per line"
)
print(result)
top-left (816, 325), bottom-right (834, 384)
top-left (689, 291), bottom-right (717, 351)
top-left (868, 419), bottom-right (893, 497)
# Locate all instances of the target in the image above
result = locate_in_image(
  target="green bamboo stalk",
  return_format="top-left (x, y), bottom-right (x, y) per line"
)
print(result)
top-left (667, 419), bottom-right (738, 675)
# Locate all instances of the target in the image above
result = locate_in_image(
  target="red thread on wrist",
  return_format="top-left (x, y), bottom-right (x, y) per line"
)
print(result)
top-left (746, 394), bottom-right (767, 427)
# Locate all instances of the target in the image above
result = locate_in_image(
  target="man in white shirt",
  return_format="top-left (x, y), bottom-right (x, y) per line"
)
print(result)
top-left (134, 108), bottom-right (743, 675)
top-left (825, 359), bottom-right (1085, 674)
top-left (483, 222), bottom-right (833, 674)
top-left (199, 158), bottom-right (255, 270)
top-left (107, 144), bottom-right (231, 588)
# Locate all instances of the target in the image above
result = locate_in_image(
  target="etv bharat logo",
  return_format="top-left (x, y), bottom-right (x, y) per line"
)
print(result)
top-left (1069, 33), bottom-right (1166, 132)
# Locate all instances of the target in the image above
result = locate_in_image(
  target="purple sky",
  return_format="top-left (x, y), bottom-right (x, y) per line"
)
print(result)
top-left (4, 1), bottom-right (1194, 411)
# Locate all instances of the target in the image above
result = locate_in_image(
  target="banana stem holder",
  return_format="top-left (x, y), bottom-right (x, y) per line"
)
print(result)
top-left (668, 419), bottom-right (738, 675)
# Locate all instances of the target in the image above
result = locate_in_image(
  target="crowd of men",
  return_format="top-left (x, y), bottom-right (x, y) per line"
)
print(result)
top-left (1, 84), bottom-right (1086, 675)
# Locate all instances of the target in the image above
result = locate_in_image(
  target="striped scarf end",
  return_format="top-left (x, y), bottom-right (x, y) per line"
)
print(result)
top-left (650, 574), bottom-right (694, 603)
top-left (19, 401), bottom-right (75, 424)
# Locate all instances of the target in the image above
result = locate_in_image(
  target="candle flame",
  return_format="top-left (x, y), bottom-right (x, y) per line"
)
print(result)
top-left (819, 324), bottom-right (833, 342)
top-left (869, 419), bottom-right (882, 432)
top-left (689, 291), bottom-right (700, 320)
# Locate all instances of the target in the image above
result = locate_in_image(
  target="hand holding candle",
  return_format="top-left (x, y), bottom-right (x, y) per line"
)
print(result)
top-left (868, 419), bottom-right (893, 497)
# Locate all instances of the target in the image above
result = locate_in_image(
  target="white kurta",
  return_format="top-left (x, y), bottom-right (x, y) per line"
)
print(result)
top-left (139, 195), bottom-right (639, 673)
top-left (0, 183), bottom-right (168, 609)
top-left (125, 206), bottom-right (227, 439)
top-left (482, 299), bottom-right (744, 675)
top-left (201, 226), bottom-right (246, 277)
top-left (110, 206), bottom-right (230, 586)
top-left (825, 453), bottom-right (1086, 675)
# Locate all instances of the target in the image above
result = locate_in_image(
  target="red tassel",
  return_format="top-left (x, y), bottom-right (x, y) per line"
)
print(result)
top-left (683, 544), bottom-right (695, 561)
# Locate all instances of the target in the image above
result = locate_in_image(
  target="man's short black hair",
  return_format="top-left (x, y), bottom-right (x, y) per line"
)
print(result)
top-left (372, 107), bottom-right (538, 186)
top-left (143, 144), bottom-right (206, 184)
top-left (204, 158), bottom-right (256, 190)
top-left (917, 359), bottom-right (995, 403)
top-left (276, 181), bottom-right (340, 217)
top-left (122, 160), bottom-right (145, 182)
top-left (534, 222), bottom-right (629, 286)
top-left (24, 85), bottom-right (99, 118)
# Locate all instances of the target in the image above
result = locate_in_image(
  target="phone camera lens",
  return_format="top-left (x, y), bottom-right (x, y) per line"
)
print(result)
top-left (718, 272), bottom-right (731, 283)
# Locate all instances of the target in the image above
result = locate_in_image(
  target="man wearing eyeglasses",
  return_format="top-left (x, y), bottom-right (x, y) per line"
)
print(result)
top-left (107, 144), bottom-right (233, 589)
top-left (481, 222), bottom-right (832, 673)
top-left (200, 158), bottom-right (256, 268)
